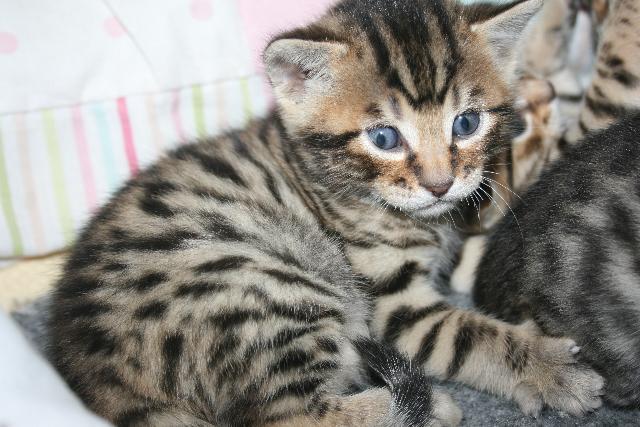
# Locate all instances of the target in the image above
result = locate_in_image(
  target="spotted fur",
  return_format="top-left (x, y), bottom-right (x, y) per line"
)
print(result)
top-left (49, 1), bottom-right (603, 426)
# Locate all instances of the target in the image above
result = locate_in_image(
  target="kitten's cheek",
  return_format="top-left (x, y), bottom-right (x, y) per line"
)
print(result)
top-left (445, 170), bottom-right (484, 200)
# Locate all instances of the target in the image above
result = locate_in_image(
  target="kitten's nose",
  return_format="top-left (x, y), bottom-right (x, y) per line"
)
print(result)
top-left (425, 181), bottom-right (453, 198)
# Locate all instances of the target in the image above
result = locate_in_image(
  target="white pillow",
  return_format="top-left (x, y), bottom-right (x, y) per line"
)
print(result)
top-left (0, 309), bottom-right (112, 427)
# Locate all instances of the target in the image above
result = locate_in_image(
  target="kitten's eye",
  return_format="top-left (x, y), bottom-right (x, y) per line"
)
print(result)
top-left (368, 127), bottom-right (399, 150)
top-left (452, 112), bottom-right (480, 138)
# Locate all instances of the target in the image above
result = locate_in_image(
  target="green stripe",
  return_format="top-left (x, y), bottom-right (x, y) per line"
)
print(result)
top-left (0, 125), bottom-right (24, 255)
top-left (240, 77), bottom-right (253, 122)
top-left (192, 85), bottom-right (207, 138)
top-left (43, 110), bottom-right (74, 246)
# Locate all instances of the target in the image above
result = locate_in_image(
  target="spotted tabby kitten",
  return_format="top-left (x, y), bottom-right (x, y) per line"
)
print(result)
top-left (50, 0), bottom-right (604, 425)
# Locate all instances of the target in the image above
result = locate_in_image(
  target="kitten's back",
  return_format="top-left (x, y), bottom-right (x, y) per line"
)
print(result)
top-left (475, 113), bottom-right (640, 407)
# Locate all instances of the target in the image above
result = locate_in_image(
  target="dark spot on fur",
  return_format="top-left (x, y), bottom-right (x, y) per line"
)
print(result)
top-left (375, 262), bottom-right (420, 296)
top-left (261, 268), bottom-right (340, 299)
top-left (384, 302), bottom-right (450, 343)
top-left (174, 281), bottom-right (228, 298)
top-left (162, 333), bottom-right (184, 396)
top-left (139, 196), bottom-right (174, 218)
top-left (77, 324), bottom-right (118, 356)
top-left (447, 318), bottom-right (478, 378)
top-left (115, 230), bottom-right (199, 252)
top-left (67, 301), bottom-right (112, 319)
top-left (504, 332), bottom-right (529, 374)
top-left (414, 315), bottom-right (449, 365)
top-left (316, 337), bottom-right (340, 354)
top-left (195, 256), bottom-right (251, 273)
top-left (103, 262), bottom-right (127, 272)
top-left (131, 272), bottom-right (168, 292)
top-left (176, 147), bottom-right (247, 187)
top-left (270, 377), bottom-right (325, 401)
top-left (134, 301), bottom-right (168, 320)
top-left (269, 348), bottom-right (314, 374)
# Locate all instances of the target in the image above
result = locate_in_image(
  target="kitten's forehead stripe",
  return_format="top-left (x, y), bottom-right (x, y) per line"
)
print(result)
top-left (389, 96), bottom-right (402, 119)
top-left (334, 0), bottom-right (461, 107)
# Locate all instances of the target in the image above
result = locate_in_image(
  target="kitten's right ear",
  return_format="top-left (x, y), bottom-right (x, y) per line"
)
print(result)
top-left (465, 0), bottom-right (543, 82)
top-left (264, 39), bottom-right (348, 106)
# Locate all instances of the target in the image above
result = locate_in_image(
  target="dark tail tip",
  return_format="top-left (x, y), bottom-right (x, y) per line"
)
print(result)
top-left (354, 338), bottom-right (433, 426)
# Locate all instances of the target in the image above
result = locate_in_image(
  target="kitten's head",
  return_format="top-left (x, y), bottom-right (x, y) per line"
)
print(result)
top-left (265, 0), bottom-right (542, 218)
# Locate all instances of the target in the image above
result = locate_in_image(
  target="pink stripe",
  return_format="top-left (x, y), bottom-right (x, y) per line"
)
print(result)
top-left (117, 97), bottom-right (139, 175)
top-left (71, 106), bottom-right (98, 211)
top-left (15, 114), bottom-right (46, 252)
top-left (171, 90), bottom-right (187, 144)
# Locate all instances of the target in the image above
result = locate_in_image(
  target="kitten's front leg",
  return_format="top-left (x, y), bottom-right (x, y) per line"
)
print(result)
top-left (371, 279), bottom-right (604, 417)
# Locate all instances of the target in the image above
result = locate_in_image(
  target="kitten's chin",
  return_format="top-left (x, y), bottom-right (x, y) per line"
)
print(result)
top-left (380, 197), bottom-right (458, 219)
top-left (411, 201), bottom-right (457, 218)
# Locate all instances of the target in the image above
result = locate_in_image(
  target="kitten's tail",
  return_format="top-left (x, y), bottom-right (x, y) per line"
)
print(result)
top-left (353, 338), bottom-right (461, 427)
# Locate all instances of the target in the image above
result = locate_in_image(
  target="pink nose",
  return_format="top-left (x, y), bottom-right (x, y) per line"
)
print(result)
top-left (425, 181), bottom-right (453, 198)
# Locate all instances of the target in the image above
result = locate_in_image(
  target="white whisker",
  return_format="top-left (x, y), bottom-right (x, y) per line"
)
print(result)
top-left (483, 176), bottom-right (524, 202)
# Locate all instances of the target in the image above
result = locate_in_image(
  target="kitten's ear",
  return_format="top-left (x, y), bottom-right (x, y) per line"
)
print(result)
top-left (264, 39), bottom-right (348, 104)
top-left (465, 0), bottom-right (543, 82)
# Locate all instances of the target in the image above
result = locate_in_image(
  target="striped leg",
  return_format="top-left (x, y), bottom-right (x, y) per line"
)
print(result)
top-left (371, 279), bottom-right (604, 416)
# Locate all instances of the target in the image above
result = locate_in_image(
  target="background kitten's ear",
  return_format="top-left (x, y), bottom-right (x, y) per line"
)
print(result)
top-left (264, 39), bottom-right (348, 104)
top-left (465, 0), bottom-right (543, 82)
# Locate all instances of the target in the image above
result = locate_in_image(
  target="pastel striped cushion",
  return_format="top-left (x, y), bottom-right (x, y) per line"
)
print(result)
top-left (0, 78), bottom-right (269, 257)
top-left (0, 0), bottom-right (335, 258)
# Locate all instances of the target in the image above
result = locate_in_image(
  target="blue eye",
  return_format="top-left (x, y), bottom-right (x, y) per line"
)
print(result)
top-left (452, 112), bottom-right (480, 138)
top-left (368, 127), bottom-right (399, 150)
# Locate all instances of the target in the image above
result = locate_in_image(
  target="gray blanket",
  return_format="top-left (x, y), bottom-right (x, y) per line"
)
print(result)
top-left (14, 295), bottom-right (639, 426)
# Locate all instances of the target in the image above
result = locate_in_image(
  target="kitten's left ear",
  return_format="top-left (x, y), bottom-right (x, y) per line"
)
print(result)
top-left (264, 38), bottom-right (349, 131)
top-left (264, 38), bottom-right (348, 104)
top-left (465, 0), bottom-right (543, 82)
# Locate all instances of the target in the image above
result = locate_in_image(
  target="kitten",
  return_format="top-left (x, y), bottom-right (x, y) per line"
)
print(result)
top-left (474, 113), bottom-right (640, 408)
top-left (49, 0), bottom-right (603, 426)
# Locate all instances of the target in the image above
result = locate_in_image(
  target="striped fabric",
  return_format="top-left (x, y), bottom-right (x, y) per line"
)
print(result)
top-left (0, 0), bottom-right (338, 259)
top-left (0, 77), bottom-right (268, 257)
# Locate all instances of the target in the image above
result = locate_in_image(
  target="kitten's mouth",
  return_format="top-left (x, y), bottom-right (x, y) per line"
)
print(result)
top-left (377, 174), bottom-right (482, 218)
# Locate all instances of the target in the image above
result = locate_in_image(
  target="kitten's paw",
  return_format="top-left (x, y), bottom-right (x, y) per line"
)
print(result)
top-left (512, 382), bottom-right (543, 417)
top-left (520, 337), bottom-right (604, 416)
top-left (429, 391), bottom-right (462, 426)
